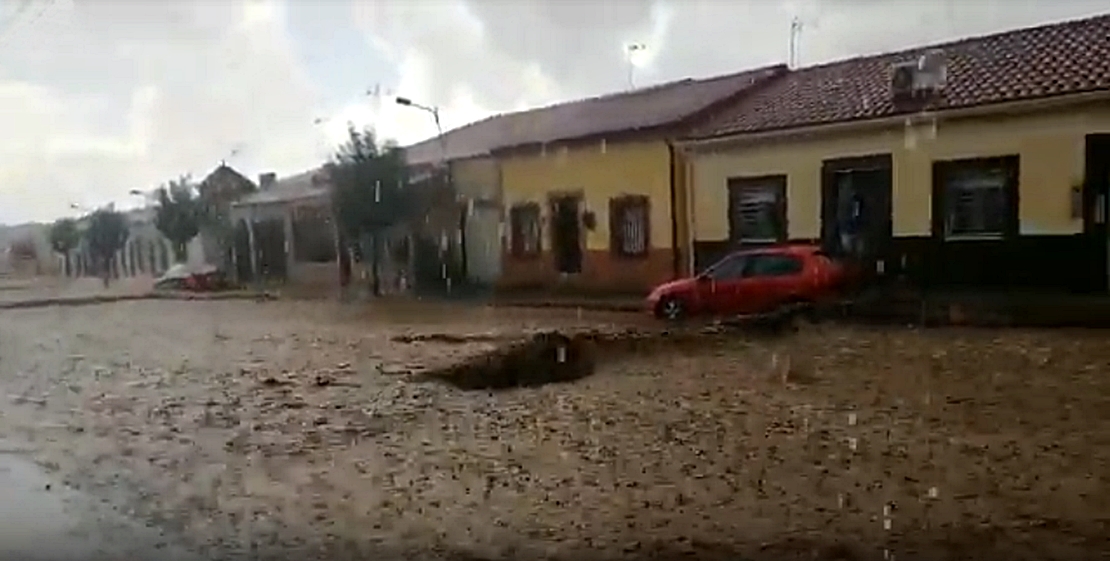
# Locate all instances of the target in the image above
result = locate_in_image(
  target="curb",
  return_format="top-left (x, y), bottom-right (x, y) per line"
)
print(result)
top-left (491, 300), bottom-right (643, 313)
top-left (0, 291), bottom-right (274, 311)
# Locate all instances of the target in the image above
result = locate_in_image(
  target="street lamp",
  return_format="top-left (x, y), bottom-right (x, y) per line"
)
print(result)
top-left (396, 96), bottom-right (445, 163)
top-left (396, 96), bottom-right (457, 293)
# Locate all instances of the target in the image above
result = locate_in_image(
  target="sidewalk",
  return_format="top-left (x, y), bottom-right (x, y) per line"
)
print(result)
top-left (0, 276), bottom-right (267, 311)
top-left (0, 275), bottom-right (155, 303)
top-left (490, 288), bottom-right (1110, 328)
top-left (491, 295), bottom-right (643, 313)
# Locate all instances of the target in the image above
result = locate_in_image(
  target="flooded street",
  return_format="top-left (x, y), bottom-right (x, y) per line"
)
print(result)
top-left (0, 299), bottom-right (1107, 560)
top-left (0, 438), bottom-right (200, 561)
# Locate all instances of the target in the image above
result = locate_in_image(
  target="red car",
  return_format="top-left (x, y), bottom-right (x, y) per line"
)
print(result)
top-left (647, 244), bottom-right (846, 321)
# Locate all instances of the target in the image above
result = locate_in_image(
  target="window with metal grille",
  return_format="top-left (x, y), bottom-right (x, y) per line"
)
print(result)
top-left (609, 195), bottom-right (650, 258)
top-left (935, 156), bottom-right (1018, 240)
top-left (509, 203), bottom-right (541, 257)
top-left (727, 175), bottom-right (787, 244)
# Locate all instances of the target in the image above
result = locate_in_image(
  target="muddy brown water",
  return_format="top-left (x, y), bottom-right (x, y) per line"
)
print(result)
top-left (1, 300), bottom-right (1109, 561)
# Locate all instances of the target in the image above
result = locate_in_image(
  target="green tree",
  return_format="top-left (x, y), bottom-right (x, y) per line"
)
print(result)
top-left (153, 175), bottom-right (201, 263)
top-left (48, 218), bottom-right (80, 276)
top-left (325, 125), bottom-right (409, 295)
top-left (84, 207), bottom-right (130, 287)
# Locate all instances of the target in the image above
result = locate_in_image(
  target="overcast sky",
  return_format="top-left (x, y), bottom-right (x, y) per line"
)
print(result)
top-left (0, 0), bottom-right (1105, 224)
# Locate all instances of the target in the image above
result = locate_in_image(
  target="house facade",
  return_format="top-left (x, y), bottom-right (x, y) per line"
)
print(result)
top-left (497, 138), bottom-right (677, 293)
top-left (198, 163), bottom-right (258, 270)
top-left (491, 65), bottom-right (786, 294)
top-left (680, 14), bottom-right (1110, 293)
top-left (228, 169), bottom-right (343, 292)
top-left (403, 117), bottom-right (513, 292)
top-left (452, 156), bottom-right (502, 286)
top-left (118, 206), bottom-right (175, 277)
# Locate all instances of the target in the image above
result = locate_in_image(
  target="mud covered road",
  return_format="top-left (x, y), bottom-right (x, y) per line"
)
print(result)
top-left (0, 299), bottom-right (1107, 560)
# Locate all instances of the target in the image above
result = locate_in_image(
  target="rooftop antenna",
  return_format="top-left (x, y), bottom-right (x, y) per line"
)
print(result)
top-left (626, 43), bottom-right (646, 89)
top-left (789, 17), bottom-right (803, 69)
top-left (220, 144), bottom-right (244, 167)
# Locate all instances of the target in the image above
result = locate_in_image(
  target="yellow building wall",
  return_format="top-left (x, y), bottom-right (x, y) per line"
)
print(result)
top-left (498, 138), bottom-right (676, 292)
top-left (690, 103), bottom-right (1110, 241)
top-left (501, 139), bottom-right (673, 249)
top-left (451, 156), bottom-right (500, 201)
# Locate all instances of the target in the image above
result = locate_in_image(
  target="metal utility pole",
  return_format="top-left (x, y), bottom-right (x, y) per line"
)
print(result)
top-left (789, 17), bottom-right (803, 69)
top-left (627, 43), bottom-right (646, 89)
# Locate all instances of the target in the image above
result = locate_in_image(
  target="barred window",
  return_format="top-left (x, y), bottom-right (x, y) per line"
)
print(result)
top-left (727, 175), bottom-right (787, 244)
top-left (509, 203), bottom-right (541, 257)
top-left (609, 195), bottom-right (650, 258)
top-left (935, 156), bottom-right (1018, 240)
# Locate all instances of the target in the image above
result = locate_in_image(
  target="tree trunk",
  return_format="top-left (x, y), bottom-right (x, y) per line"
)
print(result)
top-left (371, 233), bottom-right (382, 297)
top-left (63, 253), bottom-right (71, 277)
top-left (101, 256), bottom-right (111, 288)
top-left (172, 241), bottom-right (188, 264)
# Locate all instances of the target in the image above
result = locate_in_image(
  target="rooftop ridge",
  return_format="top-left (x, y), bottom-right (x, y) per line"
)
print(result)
top-left (403, 64), bottom-right (786, 150)
top-left (795, 11), bottom-right (1110, 73)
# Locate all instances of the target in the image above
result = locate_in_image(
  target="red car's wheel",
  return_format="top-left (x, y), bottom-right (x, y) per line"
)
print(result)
top-left (655, 297), bottom-right (686, 321)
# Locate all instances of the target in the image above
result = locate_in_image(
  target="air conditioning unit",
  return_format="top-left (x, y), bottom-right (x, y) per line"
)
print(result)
top-left (915, 48), bottom-right (948, 92)
top-left (890, 61), bottom-right (918, 100)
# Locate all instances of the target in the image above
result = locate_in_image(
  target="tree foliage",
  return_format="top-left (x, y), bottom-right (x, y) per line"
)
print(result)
top-left (153, 175), bottom-right (202, 262)
top-left (49, 218), bottom-right (79, 253)
top-left (49, 218), bottom-right (80, 276)
top-left (84, 207), bottom-right (129, 275)
top-left (325, 125), bottom-right (409, 240)
top-left (8, 236), bottom-right (37, 261)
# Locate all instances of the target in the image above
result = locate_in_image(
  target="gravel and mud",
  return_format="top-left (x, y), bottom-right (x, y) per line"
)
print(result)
top-left (0, 298), bottom-right (1107, 560)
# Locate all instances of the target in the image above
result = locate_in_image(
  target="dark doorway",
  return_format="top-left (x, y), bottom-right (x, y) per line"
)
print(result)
top-left (1083, 134), bottom-right (1110, 293)
top-left (550, 194), bottom-right (583, 274)
top-left (337, 230), bottom-right (352, 287)
top-left (254, 218), bottom-right (288, 280)
top-left (234, 220), bottom-right (253, 283)
top-left (146, 241), bottom-right (156, 275)
top-left (821, 154), bottom-right (894, 283)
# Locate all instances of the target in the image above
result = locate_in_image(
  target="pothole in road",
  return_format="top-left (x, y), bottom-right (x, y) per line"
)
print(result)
top-left (416, 331), bottom-right (599, 390)
top-left (412, 322), bottom-right (798, 391)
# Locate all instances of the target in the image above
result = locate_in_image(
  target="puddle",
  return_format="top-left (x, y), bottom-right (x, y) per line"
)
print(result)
top-left (0, 441), bottom-right (202, 561)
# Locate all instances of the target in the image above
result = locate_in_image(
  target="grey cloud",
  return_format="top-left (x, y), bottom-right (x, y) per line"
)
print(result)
top-left (461, 0), bottom-right (655, 95)
top-left (355, 1), bottom-right (547, 112)
top-left (372, 0), bottom-right (1110, 119)
top-left (798, 0), bottom-right (1110, 64)
top-left (0, 0), bottom-right (324, 223)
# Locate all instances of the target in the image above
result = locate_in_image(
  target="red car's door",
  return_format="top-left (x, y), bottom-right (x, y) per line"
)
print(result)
top-left (699, 254), bottom-right (749, 315)
top-left (739, 253), bottom-right (808, 313)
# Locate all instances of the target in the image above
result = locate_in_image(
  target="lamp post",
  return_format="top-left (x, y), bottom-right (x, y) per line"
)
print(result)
top-left (396, 96), bottom-right (445, 164)
top-left (396, 96), bottom-right (459, 294)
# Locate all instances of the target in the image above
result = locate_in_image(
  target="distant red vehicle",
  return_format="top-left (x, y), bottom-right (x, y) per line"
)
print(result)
top-left (647, 244), bottom-right (846, 321)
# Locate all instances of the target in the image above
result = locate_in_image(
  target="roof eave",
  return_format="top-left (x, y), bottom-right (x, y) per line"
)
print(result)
top-left (677, 89), bottom-right (1110, 153)
top-left (490, 123), bottom-right (681, 156)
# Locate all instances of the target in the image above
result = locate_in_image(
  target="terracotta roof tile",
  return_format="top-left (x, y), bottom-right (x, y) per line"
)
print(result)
top-left (404, 64), bottom-right (786, 165)
top-left (691, 13), bottom-right (1110, 139)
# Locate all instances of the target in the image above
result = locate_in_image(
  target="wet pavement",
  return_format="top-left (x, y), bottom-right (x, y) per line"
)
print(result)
top-left (0, 438), bottom-right (200, 561)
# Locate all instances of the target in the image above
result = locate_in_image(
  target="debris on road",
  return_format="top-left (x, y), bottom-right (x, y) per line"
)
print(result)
top-left (0, 299), bottom-right (1106, 561)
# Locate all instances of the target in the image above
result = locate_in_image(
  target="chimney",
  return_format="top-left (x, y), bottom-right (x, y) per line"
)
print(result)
top-left (258, 172), bottom-right (276, 190)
